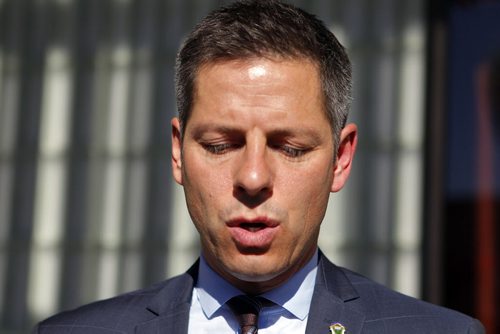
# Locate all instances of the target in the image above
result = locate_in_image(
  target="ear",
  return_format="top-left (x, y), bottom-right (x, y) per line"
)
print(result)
top-left (331, 123), bottom-right (358, 193)
top-left (171, 117), bottom-right (183, 185)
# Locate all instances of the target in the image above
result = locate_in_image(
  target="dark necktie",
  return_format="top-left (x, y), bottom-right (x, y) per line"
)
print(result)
top-left (226, 295), bottom-right (270, 334)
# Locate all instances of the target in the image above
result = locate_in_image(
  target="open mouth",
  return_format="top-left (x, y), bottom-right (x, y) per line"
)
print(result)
top-left (226, 217), bottom-right (279, 249)
top-left (226, 217), bottom-right (278, 230)
top-left (239, 222), bottom-right (268, 232)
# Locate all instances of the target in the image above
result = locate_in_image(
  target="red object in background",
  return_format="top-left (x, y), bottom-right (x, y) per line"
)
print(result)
top-left (475, 63), bottom-right (497, 334)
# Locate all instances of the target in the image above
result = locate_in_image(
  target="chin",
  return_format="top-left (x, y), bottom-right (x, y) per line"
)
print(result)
top-left (226, 257), bottom-right (284, 283)
top-left (230, 270), bottom-right (277, 283)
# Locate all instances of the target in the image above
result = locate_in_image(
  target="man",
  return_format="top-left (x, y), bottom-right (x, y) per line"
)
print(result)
top-left (35, 1), bottom-right (484, 333)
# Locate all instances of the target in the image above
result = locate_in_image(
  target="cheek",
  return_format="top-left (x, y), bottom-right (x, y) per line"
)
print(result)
top-left (282, 162), bottom-right (333, 201)
top-left (182, 157), bottom-right (232, 218)
top-left (281, 164), bottom-right (332, 226)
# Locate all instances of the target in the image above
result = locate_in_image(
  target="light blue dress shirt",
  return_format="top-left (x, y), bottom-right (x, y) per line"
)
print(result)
top-left (188, 250), bottom-right (318, 334)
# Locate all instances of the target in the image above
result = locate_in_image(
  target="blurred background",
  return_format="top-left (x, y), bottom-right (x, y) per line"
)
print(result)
top-left (0, 0), bottom-right (498, 333)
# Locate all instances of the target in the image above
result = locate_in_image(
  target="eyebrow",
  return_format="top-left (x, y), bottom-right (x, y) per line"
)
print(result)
top-left (267, 128), bottom-right (322, 140)
top-left (189, 123), bottom-right (324, 142)
top-left (189, 124), bottom-right (244, 139)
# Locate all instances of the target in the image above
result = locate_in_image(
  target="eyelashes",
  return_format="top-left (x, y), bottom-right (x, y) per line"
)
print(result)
top-left (202, 143), bottom-right (238, 155)
top-left (279, 145), bottom-right (308, 158)
top-left (201, 141), bottom-right (310, 159)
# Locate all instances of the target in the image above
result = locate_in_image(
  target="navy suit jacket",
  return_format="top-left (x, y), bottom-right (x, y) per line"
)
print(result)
top-left (35, 253), bottom-right (484, 333)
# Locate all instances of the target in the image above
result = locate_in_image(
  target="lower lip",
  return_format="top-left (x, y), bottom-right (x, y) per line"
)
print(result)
top-left (228, 226), bottom-right (278, 250)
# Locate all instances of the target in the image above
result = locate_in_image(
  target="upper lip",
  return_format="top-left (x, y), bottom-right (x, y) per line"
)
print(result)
top-left (226, 217), bottom-right (279, 228)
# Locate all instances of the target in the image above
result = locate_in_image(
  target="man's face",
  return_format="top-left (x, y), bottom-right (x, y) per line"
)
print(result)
top-left (171, 58), bottom-right (356, 293)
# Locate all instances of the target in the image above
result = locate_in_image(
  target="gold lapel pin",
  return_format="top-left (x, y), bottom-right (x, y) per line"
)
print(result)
top-left (329, 323), bottom-right (346, 334)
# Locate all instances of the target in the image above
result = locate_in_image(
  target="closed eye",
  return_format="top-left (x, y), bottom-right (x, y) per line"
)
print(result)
top-left (273, 144), bottom-right (310, 158)
top-left (202, 143), bottom-right (237, 155)
top-left (282, 146), bottom-right (308, 157)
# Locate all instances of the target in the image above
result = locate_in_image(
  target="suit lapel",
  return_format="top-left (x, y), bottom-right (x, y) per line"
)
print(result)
top-left (134, 304), bottom-right (191, 334)
top-left (133, 255), bottom-right (366, 334)
top-left (135, 261), bottom-right (199, 334)
top-left (305, 253), bottom-right (365, 334)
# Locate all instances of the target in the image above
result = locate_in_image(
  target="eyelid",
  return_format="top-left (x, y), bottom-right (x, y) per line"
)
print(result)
top-left (272, 143), bottom-right (311, 158)
top-left (282, 146), bottom-right (307, 157)
top-left (196, 129), bottom-right (315, 158)
top-left (201, 142), bottom-right (234, 154)
top-left (192, 126), bottom-right (244, 142)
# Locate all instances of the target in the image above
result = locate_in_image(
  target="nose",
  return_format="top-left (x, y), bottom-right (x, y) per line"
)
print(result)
top-left (233, 142), bottom-right (273, 200)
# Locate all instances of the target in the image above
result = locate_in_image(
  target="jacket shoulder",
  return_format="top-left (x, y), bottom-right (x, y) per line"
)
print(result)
top-left (340, 267), bottom-right (484, 333)
top-left (35, 273), bottom-right (191, 334)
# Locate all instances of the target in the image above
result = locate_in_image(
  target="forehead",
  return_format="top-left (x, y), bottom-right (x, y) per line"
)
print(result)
top-left (191, 56), bottom-right (326, 114)
top-left (185, 57), bottom-right (332, 136)
top-left (197, 55), bottom-right (319, 79)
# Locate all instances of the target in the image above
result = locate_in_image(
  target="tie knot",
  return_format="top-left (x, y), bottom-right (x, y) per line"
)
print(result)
top-left (227, 295), bottom-right (271, 334)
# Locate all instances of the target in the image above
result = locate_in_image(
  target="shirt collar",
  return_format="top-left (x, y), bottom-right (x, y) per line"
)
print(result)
top-left (195, 249), bottom-right (318, 321)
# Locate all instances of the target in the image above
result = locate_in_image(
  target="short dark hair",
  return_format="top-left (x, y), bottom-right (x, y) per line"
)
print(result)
top-left (175, 0), bottom-right (352, 146)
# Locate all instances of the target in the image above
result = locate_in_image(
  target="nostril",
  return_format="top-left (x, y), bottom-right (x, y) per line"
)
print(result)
top-left (237, 182), bottom-right (272, 197)
top-left (233, 186), bottom-right (273, 208)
